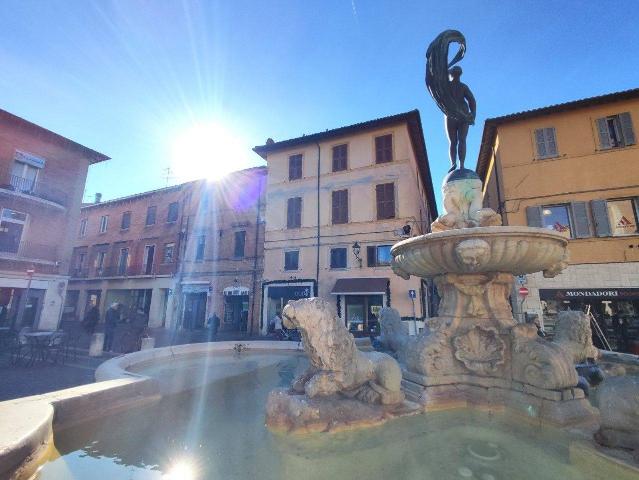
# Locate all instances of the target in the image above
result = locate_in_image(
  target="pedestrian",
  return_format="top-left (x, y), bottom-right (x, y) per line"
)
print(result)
top-left (82, 304), bottom-right (100, 335)
top-left (103, 302), bottom-right (120, 352)
top-left (614, 315), bottom-right (629, 353)
top-left (207, 313), bottom-right (221, 339)
top-left (240, 310), bottom-right (248, 332)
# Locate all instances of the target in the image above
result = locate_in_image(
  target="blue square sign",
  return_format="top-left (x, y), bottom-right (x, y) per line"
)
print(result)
top-left (408, 289), bottom-right (416, 299)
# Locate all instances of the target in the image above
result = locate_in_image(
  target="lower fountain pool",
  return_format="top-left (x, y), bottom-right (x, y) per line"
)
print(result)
top-left (34, 351), bottom-right (600, 480)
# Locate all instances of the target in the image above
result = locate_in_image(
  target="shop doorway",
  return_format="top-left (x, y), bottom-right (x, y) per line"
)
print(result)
top-left (17, 289), bottom-right (45, 329)
top-left (183, 292), bottom-right (207, 330)
top-left (345, 295), bottom-right (383, 337)
top-left (224, 294), bottom-right (249, 332)
top-left (263, 283), bottom-right (313, 334)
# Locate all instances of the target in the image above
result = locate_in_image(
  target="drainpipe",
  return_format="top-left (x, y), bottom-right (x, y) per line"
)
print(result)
top-left (315, 142), bottom-right (321, 293)
top-left (492, 146), bottom-right (506, 225)
top-left (249, 174), bottom-right (264, 335)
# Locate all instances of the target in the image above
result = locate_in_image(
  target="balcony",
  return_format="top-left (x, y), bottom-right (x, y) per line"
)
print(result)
top-left (0, 240), bottom-right (59, 263)
top-left (70, 262), bottom-right (176, 279)
top-left (0, 170), bottom-right (69, 208)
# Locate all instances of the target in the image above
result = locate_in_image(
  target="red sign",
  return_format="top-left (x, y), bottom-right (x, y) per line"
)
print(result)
top-left (519, 287), bottom-right (529, 297)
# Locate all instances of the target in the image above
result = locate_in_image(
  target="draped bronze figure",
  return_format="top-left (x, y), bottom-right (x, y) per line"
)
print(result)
top-left (426, 30), bottom-right (476, 172)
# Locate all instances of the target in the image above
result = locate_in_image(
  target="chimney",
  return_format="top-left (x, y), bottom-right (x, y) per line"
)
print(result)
top-left (94, 193), bottom-right (102, 204)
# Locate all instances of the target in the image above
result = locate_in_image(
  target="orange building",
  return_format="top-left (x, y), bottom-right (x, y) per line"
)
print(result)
top-left (478, 88), bottom-right (639, 349)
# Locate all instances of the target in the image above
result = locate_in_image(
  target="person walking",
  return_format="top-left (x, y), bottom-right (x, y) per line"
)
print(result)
top-left (81, 304), bottom-right (100, 336)
top-left (103, 302), bottom-right (120, 352)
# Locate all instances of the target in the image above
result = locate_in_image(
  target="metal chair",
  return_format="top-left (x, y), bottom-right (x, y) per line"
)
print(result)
top-left (10, 327), bottom-right (32, 365)
top-left (46, 330), bottom-right (68, 364)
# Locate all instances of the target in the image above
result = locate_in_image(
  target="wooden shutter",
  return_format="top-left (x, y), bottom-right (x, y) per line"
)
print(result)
top-left (375, 135), bottom-right (393, 164)
top-left (534, 129), bottom-right (547, 158)
top-left (376, 183), bottom-right (395, 219)
top-left (590, 199), bottom-right (611, 237)
top-left (525, 206), bottom-right (543, 228)
top-left (289, 155), bottom-right (302, 180)
top-left (544, 128), bottom-right (557, 156)
top-left (596, 118), bottom-right (612, 150)
top-left (570, 202), bottom-right (591, 238)
top-left (619, 112), bottom-right (636, 146)
top-left (332, 144), bottom-right (347, 171)
top-left (332, 190), bottom-right (348, 224)
top-left (287, 197), bottom-right (302, 228)
top-left (367, 246), bottom-right (376, 267)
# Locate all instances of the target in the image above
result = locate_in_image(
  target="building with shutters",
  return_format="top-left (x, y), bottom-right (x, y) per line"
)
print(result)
top-left (253, 110), bottom-right (438, 336)
top-left (477, 88), bottom-right (639, 349)
top-left (0, 109), bottom-right (109, 331)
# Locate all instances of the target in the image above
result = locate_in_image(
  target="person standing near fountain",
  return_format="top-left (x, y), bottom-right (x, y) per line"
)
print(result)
top-left (426, 30), bottom-right (476, 173)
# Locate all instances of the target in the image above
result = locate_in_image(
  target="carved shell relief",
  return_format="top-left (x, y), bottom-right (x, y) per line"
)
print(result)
top-left (453, 326), bottom-right (505, 375)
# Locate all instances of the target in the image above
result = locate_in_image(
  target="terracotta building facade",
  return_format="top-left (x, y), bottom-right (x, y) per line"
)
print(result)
top-left (0, 109), bottom-right (109, 330)
top-left (254, 111), bottom-right (437, 336)
top-left (478, 88), bottom-right (639, 349)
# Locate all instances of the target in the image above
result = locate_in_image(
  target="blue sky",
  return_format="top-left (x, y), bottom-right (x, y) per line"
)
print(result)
top-left (0, 1), bottom-right (637, 209)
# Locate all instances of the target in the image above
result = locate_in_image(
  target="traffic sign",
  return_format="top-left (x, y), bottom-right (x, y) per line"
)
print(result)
top-left (518, 286), bottom-right (529, 297)
top-left (408, 289), bottom-right (416, 299)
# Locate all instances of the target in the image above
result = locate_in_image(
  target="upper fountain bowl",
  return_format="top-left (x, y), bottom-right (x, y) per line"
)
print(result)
top-left (391, 226), bottom-right (568, 279)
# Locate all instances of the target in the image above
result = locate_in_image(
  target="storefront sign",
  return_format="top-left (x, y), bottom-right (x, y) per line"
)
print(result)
top-left (540, 288), bottom-right (639, 300)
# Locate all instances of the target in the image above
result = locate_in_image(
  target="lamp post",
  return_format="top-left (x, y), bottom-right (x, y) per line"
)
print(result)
top-left (352, 242), bottom-right (362, 268)
top-left (16, 268), bottom-right (35, 329)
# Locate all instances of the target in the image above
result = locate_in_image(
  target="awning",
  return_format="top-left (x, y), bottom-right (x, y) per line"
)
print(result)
top-left (330, 278), bottom-right (389, 295)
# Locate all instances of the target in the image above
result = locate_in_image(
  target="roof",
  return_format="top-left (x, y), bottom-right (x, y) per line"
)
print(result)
top-left (330, 277), bottom-right (389, 295)
top-left (0, 108), bottom-right (110, 164)
top-left (476, 87), bottom-right (639, 181)
top-left (253, 110), bottom-right (438, 217)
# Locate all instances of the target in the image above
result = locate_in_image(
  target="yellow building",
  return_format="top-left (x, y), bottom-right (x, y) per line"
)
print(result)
top-left (254, 110), bottom-right (437, 336)
top-left (478, 88), bottom-right (639, 347)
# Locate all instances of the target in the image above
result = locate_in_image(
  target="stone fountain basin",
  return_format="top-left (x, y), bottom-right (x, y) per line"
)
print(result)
top-left (391, 226), bottom-right (568, 277)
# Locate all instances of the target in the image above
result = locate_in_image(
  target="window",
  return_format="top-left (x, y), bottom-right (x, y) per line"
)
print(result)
top-left (375, 134), bottom-right (393, 164)
top-left (534, 127), bottom-right (558, 159)
top-left (95, 251), bottom-right (106, 271)
top-left (117, 248), bottom-right (129, 275)
top-left (607, 199), bottom-right (639, 237)
top-left (288, 154), bottom-right (303, 180)
top-left (541, 205), bottom-right (573, 239)
top-left (287, 197), bottom-right (302, 229)
top-left (77, 253), bottom-right (86, 269)
top-left (146, 206), bottom-right (157, 226)
top-left (330, 247), bottom-right (347, 269)
top-left (284, 250), bottom-right (299, 271)
top-left (367, 245), bottom-right (392, 267)
top-left (234, 230), bottom-right (246, 258)
top-left (376, 182), bottom-right (395, 220)
top-left (332, 144), bottom-right (347, 172)
top-left (167, 202), bottom-right (179, 223)
top-left (332, 189), bottom-right (348, 224)
top-left (10, 157), bottom-right (41, 193)
top-left (99, 215), bottom-right (108, 233)
top-left (121, 211), bottom-right (131, 230)
top-left (195, 235), bottom-right (206, 261)
top-left (163, 243), bottom-right (175, 263)
top-left (143, 245), bottom-right (155, 275)
top-left (596, 112), bottom-right (636, 149)
top-left (79, 218), bottom-right (88, 237)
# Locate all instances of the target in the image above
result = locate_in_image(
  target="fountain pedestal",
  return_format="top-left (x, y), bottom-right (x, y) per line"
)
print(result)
top-left (388, 172), bottom-right (598, 426)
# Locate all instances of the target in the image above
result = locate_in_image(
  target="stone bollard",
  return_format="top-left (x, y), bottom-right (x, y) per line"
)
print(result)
top-left (89, 333), bottom-right (104, 357)
top-left (140, 337), bottom-right (155, 350)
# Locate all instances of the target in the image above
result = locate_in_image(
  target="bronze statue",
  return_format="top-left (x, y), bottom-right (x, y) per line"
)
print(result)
top-left (426, 30), bottom-right (476, 172)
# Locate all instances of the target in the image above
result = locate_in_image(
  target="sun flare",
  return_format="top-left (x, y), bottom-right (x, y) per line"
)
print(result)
top-left (171, 121), bottom-right (252, 182)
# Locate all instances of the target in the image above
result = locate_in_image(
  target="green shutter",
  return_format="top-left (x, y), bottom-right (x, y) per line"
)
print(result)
top-left (596, 118), bottom-right (612, 150)
top-left (590, 200), bottom-right (611, 237)
top-left (526, 206), bottom-right (543, 228)
top-left (570, 202), bottom-right (591, 238)
top-left (619, 112), bottom-right (636, 146)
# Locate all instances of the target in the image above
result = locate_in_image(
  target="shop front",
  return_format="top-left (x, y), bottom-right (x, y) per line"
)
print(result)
top-left (331, 278), bottom-right (389, 337)
top-left (261, 280), bottom-right (315, 335)
top-left (181, 282), bottom-right (210, 330)
top-left (540, 288), bottom-right (639, 352)
top-left (223, 286), bottom-right (250, 332)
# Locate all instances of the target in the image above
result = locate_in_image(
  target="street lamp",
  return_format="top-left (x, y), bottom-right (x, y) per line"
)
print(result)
top-left (15, 268), bottom-right (35, 329)
top-left (352, 242), bottom-right (362, 268)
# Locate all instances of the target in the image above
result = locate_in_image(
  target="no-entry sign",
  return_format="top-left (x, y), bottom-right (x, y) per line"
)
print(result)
top-left (519, 286), bottom-right (529, 297)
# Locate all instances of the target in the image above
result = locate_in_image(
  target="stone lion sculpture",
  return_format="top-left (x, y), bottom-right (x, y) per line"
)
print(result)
top-left (282, 298), bottom-right (404, 405)
top-left (595, 376), bottom-right (639, 453)
top-left (553, 309), bottom-right (600, 363)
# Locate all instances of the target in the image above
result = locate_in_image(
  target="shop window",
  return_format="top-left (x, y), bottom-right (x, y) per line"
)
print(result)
top-left (367, 244), bottom-right (392, 267)
top-left (534, 127), bottom-right (558, 159)
top-left (330, 247), bottom-right (347, 269)
top-left (163, 243), bottom-right (175, 263)
top-left (146, 206), bottom-right (157, 226)
top-left (596, 112), bottom-right (636, 149)
top-left (79, 218), bottom-right (88, 237)
top-left (167, 202), bottom-right (179, 223)
top-left (375, 134), bottom-right (393, 164)
top-left (332, 189), bottom-right (348, 224)
top-left (121, 211), bottom-right (131, 230)
top-left (332, 144), bottom-right (347, 172)
top-left (234, 230), bottom-right (246, 258)
top-left (607, 199), bottom-right (639, 236)
top-left (288, 154), bottom-right (303, 180)
top-left (376, 182), bottom-right (395, 220)
top-left (99, 215), bottom-right (108, 233)
top-left (284, 250), bottom-right (299, 271)
top-left (287, 197), bottom-right (302, 229)
top-left (541, 205), bottom-right (573, 239)
top-left (195, 235), bottom-right (206, 261)
top-left (527, 203), bottom-right (591, 238)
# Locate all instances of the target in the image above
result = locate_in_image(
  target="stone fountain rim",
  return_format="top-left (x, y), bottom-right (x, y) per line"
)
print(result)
top-left (391, 226), bottom-right (568, 255)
